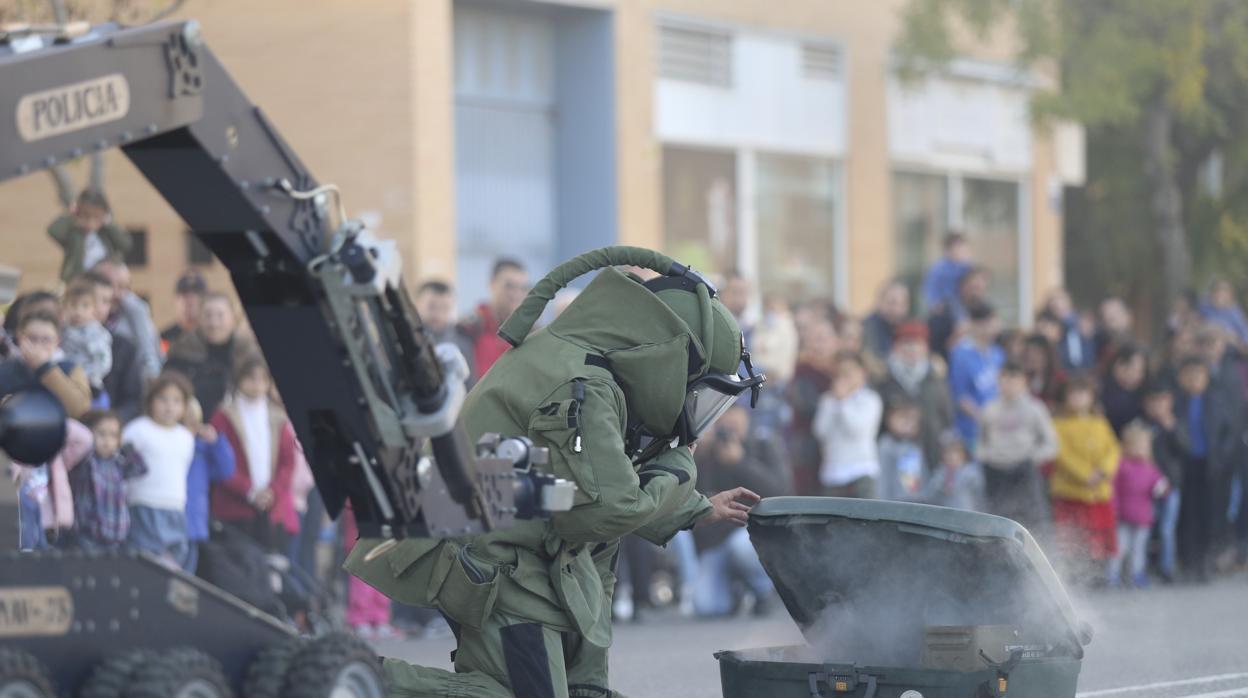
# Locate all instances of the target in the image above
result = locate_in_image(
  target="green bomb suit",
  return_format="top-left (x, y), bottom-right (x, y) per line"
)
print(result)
top-left (346, 248), bottom-right (747, 698)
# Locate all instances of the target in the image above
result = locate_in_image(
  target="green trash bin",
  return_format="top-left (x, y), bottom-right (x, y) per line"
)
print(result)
top-left (716, 497), bottom-right (1092, 697)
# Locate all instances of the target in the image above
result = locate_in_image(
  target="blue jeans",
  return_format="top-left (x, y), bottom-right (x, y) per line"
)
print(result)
top-left (18, 489), bottom-right (45, 551)
top-left (668, 530), bottom-right (699, 587)
top-left (693, 528), bottom-right (773, 617)
top-left (127, 506), bottom-right (190, 569)
top-left (1156, 489), bottom-right (1181, 576)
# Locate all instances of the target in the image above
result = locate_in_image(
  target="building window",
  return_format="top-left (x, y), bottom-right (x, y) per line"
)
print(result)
top-left (892, 170), bottom-right (1022, 323)
top-left (123, 227), bottom-right (147, 268)
top-left (755, 154), bottom-right (840, 301)
top-left (662, 146), bottom-right (738, 275)
top-left (186, 230), bottom-right (214, 266)
top-left (658, 24), bottom-right (733, 88)
top-left (892, 171), bottom-right (949, 313)
top-left (963, 176), bottom-right (1021, 322)
top-left (800, 42), bottom-right (842, 81)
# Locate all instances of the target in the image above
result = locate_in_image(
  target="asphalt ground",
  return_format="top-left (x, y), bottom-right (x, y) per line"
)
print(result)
top-left (374, 574), bottom-right (1248, 697)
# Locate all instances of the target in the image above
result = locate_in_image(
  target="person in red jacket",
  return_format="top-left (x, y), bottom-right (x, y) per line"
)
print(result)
top-left (209, 354), bottom-right (299, 552)
top-left (457, 257), bottom-right (529, 378)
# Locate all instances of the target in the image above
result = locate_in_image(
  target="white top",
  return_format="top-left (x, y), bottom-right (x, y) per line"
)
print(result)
top-left (237, 394), bottom-right (272, 497)
top-left (813, 387), bottom-right (884, 487)
top-left (82, 230), bottom-right (108, 271)
top-left (123, 416), bottom-right (195, 510)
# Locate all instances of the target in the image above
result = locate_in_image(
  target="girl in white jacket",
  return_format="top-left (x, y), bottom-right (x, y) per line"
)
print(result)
top-left (813, 352), bottom-right (883, 498)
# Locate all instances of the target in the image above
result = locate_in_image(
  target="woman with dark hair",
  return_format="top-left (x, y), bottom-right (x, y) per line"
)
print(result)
top-left (1022, 333), bottom-right (1065, 408)
top-left (1102, 344), bottom-right (1148, 437)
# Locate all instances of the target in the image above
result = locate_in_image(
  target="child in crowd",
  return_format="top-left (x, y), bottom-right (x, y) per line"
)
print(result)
top-left (211, 354), bottom-right (300, 553)
top-left (60, 280), bottom-right (113, 408)
top-left (12, 419), bottom-right (93, 550)
top-left (877, 400), bottom-right (925, 502)
top-left (70, 410), bottom-right (147, 551)
top-left (183, 398), bottom-right (235, 574)
top-left (1141, 384), bottom-right (1185, 583)
top-left (948, 302), bottom-right (1005, 449)
top-left (1050, 378), bottom-right (1121, 584)
top-left (976, 362), bottom-right (1059, 532)
top-left (123, 371), bottom-right (197, 568)
top-left (923, 434), bottom-right (985, 512)
top-left (1108, 421), bottom-right (1169, 588)
top-left (813, 352), bottom-right (883, 499)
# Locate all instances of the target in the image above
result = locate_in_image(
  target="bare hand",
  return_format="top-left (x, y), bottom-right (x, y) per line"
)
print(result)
top-left (253, 488), bottom-right (275, 512)
top-left (698, 487), bottom-right (762, 528)
top-left (18, 339), bottom-right (54, 371)
top-left (197, 425), bottom-right (218, 442)
top-left (1088, 471), bottom-right (1105, 487)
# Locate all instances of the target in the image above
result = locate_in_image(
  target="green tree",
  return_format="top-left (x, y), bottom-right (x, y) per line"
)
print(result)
top-left (897, 0), bottom-right (1248, 317)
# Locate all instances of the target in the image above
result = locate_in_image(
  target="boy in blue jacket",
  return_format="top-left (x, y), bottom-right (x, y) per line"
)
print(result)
top-left (184, 398), bottom-right (235, 574)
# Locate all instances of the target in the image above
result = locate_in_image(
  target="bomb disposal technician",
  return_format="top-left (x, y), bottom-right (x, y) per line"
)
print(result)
top-left (347, 247), bottom-right (766, 697)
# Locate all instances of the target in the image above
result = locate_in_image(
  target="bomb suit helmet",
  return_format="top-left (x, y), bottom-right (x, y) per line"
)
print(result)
top-left (499, 246), bottom-right (764, 448)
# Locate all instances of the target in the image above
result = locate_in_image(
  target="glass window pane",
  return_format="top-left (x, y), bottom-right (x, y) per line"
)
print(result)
top-left (755, 154), bottom-right (839, 301)
top-left (662, 146), bottom-right (738, 274)
top-left (963, 177), bottom-right (1020, 324)
top-left (892, 171), bottom-right (948, 313)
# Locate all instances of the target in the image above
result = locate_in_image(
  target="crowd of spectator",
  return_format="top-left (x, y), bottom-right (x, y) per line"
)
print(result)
top-left (5, 185), bottom-right (1248, 639)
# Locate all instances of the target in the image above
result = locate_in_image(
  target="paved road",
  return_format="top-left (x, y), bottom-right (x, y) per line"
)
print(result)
top-left (376, 575), bottom-right (1248, 697)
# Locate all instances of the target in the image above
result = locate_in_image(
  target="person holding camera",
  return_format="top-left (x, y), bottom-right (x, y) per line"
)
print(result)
top-left (691, 404), bottom-right (790, 617)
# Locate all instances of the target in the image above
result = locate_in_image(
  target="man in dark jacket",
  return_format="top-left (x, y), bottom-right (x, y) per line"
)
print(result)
top-left (691, 405), bottom-right (789, 617)
top-left (863, 280), bottom-right (910, 361)
top-left (877, 321), bottom-right (954, 474)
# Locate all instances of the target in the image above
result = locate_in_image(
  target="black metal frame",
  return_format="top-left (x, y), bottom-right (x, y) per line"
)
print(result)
top-left (0, 20), bottom-right (507, 538)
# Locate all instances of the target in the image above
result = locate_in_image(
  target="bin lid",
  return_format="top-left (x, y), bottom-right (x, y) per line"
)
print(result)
top-left (748, 497), bottom-right (1089, 665)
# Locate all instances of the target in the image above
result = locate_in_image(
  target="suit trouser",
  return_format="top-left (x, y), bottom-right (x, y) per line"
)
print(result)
top-left (382, 611), bottom-right (622, 698)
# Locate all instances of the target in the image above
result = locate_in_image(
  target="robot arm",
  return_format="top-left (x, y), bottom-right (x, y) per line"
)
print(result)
top-left (0, 19), bottom-right (568, 538)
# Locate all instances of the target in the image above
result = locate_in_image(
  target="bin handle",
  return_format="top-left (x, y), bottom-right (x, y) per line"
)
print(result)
top-left (806, 671), bottom-right (877, 698)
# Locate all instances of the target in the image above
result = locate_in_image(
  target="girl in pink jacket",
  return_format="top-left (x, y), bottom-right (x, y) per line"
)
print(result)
top-left (1109, 421), bottom-right (1169, 588)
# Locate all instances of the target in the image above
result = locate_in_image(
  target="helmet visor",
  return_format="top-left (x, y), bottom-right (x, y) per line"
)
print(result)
top-left (682, 372), bottom-right (763, 441)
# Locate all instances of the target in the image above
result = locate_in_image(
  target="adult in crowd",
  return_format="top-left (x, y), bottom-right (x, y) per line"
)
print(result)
top-left (1095, 297), bottom-right (1135, 369)
top-left (1102, 344), bottom-right (1148, 437)
top-left (1021, 333), bottom-right (1065, 408)
top-left (1172, 358), bottom-right (1239, 581)
top-left (166, 292), bottom-right (258, 418)
top-left (0, 309), bottom-right (91, 419)
top-left (457, 257), bottom-right (529, 378)
top-left (929, 266), bottom-right (991, 359)
top-left (691, 405), bottom-right (789, 617)
top-left (786, 318), bottom-right (839, 495)
top-left (750, 295), bottom-right (800, 386)
top-left (863, 280), bottom-right (910, 361)
top-left (1200, 279), bottom-right (1248, 349)
top-left (78, 271), bottom-right (145, 423)
top-left (875, 321), bottom-right (952, 473)
top-left (718, 271), bottom-right (751, 339)
top-left (1041, 288), bottom-right (1096, 373)
top-left (414, 280), bottom-right (477, 386)
top-left (47, 188), bottom-right (131, 284)
top-left (93, 260), bottom-right (162, 380)
top-left (161, 270), bottom-right (208, 349)
top-left (948, 302), bottom-right (1005, 450)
